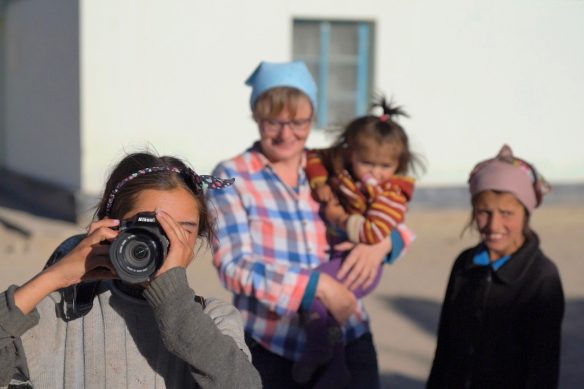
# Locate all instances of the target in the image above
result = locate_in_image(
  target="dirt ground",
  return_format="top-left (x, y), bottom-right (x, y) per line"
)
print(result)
top-left (1, 205), bottom-right (583, 388)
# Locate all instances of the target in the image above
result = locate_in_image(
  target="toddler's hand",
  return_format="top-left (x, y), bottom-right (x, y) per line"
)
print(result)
top-left (360, 173), bottom-right (379, 186)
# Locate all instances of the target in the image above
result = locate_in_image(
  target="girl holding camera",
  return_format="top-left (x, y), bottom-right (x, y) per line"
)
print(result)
top-left (0, 152), bottom-right (262, 389)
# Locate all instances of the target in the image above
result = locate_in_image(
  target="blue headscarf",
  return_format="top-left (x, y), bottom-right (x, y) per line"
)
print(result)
top-left (245, 61), bottom-right (318, 111)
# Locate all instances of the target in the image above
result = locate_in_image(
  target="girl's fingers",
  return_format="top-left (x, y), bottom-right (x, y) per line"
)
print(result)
top-left (153, 209), bottom-right (194, 275)
top-left (88, 218), bottom-right (120, 235)
top-left (84, 226), bottom-right (119, 250)
top-left (156, 210), bottom-right (186, 243)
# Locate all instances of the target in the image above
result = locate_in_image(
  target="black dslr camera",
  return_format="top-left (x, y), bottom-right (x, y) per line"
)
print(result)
top-left (109, 211), bottom-right (169, 284)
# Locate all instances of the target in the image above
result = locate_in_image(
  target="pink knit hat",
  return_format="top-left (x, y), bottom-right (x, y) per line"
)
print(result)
top-left (468, 145), bottom-right (551, 213)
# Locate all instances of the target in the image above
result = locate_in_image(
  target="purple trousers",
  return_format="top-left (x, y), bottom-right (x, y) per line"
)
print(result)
top-left (292, 256), bottom-right (383, 387)
top-left (308, 256), bottom-right (383, 345)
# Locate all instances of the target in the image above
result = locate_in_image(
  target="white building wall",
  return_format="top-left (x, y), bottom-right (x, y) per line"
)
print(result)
top-left (79, 0), bottom-right (584, 193)
top-left (4, 0), bottom-right (80, 189)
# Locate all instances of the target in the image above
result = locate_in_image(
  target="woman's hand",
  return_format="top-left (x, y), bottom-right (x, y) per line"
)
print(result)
top-left (152, 209), bottom-right (196, 278)
top-left (14, 219), bottom-right (120, 314)
top-left (336, 238), bottom-right (392, 291)
top-left (315, 273), bottom-right (357, 324)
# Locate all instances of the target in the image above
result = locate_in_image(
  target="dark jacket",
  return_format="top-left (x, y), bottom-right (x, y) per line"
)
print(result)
top-left (427, 233), bottom-right (564, 389)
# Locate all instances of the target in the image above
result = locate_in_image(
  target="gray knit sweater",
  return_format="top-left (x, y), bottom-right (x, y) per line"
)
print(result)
top-left (0, 268), bottom-right (261, 388)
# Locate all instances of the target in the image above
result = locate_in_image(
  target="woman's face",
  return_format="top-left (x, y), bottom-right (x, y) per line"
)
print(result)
top-left (122, 187), bottom-right (200, 250)
top-left (256, 96), bottom-right (313, 164)
top-left (473, 190), bottom-right (527, 260)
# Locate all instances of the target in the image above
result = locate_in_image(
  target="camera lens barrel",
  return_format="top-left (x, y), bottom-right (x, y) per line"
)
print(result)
top-left (109, 227), bottom-right (169, 283)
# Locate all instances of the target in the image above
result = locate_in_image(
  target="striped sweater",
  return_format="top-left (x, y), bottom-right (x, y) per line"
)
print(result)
top-left (306, 149), bottom-right (415, 244)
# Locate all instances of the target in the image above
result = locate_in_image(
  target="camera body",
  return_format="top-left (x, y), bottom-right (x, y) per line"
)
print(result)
top-left (109, 211), bottom-right (169, 284)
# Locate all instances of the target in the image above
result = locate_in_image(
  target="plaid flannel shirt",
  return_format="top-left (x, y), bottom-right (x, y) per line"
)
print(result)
top-left (207, 143), bottom-right (371, 360)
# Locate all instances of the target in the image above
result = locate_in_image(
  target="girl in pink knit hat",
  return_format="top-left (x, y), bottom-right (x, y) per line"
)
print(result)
top-left (427, 145), bottom-right (564, 389)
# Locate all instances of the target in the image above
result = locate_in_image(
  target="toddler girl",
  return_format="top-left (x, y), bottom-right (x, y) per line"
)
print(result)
top-left (293, 97), bottom-right (422, 387)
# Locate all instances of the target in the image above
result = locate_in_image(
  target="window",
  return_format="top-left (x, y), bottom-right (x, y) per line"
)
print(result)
top-left (293, 20), bottom-right (374, 128)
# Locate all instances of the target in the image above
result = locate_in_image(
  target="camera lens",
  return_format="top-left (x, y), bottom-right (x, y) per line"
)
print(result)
top-left (110, 231), bottom-right (163, 283)
top-left (108, 212), bottom-right (169, 284)
top-left (132, 244), bottom-right (149, 260)
top-left (126, 240), bottom-right (152, 265)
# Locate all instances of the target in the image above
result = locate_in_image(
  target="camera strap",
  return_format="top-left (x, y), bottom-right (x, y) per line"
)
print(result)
top-left (194, 295), bottom-right (206, 309)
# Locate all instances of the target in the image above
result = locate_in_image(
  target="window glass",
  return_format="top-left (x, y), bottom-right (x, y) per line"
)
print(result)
top-left (293, 20), bottom-right (373, 128)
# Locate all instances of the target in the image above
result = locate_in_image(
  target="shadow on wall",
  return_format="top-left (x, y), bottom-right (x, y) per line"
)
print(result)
top-left (0, 168), bottom-right (78, 222)
top-left (382, 296), bottom-right (584, 388)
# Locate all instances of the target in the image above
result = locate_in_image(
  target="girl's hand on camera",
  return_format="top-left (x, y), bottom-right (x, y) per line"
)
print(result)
top-left (153, 209), bottom-right (196, 278)
top-left (14, 219), bottom-right (119, 315)
top-left (47, 218), bottom-right (120, 289)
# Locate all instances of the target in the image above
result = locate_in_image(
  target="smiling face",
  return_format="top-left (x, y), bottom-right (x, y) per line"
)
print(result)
top-left (256, 95), bottom-right (313, 165)
top-left (473, 190), bottom-right (527, 260)
top-left (122, 187), bottom-right (200, 249)
top-left (350, 138), bottom-right (401, 183)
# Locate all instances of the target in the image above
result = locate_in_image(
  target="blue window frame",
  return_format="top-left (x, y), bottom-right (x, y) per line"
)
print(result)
top-left (293, 20), bottom-right (373, 128)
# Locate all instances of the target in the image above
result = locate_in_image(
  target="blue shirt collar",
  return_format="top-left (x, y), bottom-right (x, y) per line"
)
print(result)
top-left (473, 245), bottom-right (512, 271)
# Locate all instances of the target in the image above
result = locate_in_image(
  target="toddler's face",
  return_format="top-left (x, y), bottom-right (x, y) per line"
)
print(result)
top-left (350, 140), bottom-right (400, 183)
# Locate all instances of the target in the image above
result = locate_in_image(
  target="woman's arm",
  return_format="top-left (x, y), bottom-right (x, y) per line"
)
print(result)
top-left (144, 268), bottom-right (261, 389)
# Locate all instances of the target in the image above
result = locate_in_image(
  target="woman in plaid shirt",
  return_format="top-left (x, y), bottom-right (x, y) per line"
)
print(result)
top-left (207, 61), bottom-right (407, 389)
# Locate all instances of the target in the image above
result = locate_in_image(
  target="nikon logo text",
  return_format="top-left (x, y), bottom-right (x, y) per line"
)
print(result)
top-left (138, 217), bottom-right (156, 223)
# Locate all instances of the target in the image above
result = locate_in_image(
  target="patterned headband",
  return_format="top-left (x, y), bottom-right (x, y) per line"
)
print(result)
top-left (105, 166), bottom-right (234, 216)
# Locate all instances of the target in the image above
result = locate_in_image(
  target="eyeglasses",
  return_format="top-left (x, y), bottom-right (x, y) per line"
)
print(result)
top-left (260, 117), bottom-right (312, 134)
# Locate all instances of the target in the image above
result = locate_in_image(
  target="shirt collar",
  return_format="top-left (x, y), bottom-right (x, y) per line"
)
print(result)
top-left (472, 245), bottom-right (512, 271)
top-left (467, 233), bottom-right (540, 284)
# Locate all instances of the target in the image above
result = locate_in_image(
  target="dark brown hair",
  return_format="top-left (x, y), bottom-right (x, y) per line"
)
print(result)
top-left (322, 96), bottom-right (424, 177)
top-left (94, 152), bottom-right (213, 242)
